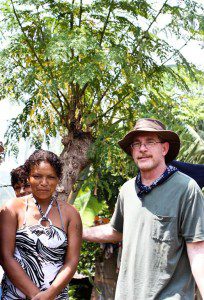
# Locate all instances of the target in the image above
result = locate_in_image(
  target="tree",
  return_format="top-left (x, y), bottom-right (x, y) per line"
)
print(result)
top-left (0, 0), bottom-right (203, 202)
top-left (1, 1), bottom-right (204, 299)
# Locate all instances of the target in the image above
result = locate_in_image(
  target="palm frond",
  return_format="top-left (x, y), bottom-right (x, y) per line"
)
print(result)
top-left (178, 124), bottom-right (204, 164)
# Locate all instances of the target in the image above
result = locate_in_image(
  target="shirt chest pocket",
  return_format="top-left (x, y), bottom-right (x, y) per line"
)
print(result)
top-left (151, 215), bottom-right (177, 242)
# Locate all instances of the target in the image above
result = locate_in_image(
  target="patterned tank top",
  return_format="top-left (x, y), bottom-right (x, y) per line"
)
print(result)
top-left (1, 196), bottom-right (69, 300)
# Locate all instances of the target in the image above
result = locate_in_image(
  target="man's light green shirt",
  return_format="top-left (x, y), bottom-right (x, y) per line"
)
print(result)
top-left (111, 172), bottom-right (204, 300)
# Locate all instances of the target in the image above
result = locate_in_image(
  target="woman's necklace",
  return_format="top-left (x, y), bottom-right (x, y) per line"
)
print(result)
top-left (32, 194), bottom-right (56, 227)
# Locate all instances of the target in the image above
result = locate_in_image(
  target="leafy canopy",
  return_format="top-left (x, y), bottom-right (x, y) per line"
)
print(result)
top-left (1, 0), bottom-right (203, 150)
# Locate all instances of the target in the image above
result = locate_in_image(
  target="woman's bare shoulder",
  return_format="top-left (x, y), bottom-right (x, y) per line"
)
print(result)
top-left (57, 200), bottom-right (81, 219)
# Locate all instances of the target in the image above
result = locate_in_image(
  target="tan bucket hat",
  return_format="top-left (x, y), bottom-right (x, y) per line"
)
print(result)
top-left (118, 118), bottom-right (180, 163)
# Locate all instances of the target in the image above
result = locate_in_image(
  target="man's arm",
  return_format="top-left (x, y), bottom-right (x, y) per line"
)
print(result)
top-left (83, 223), bottom-right (122, 243)
top-left (187, 241), bottom-right (204, 298)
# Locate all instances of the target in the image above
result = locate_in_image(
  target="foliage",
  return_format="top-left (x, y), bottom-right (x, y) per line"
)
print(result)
top-left (0, 0), bottom-right (203, 155)
top-left (162, 68), bottom-right (204, 164)
top-left (178, 125), bottom-right (204, 164)
top-left (68, 279), bottom-right (93, 300)
top-left (73, 187), bottom-right (110, 282)
top-left (0, 0), bottom-right (203, 202)
top-left (74, 188), bottom-right (106, 227)
top-left (77, 240), bottom-right (100, 276)
top-left (68, 285), bottom-right (78, 300)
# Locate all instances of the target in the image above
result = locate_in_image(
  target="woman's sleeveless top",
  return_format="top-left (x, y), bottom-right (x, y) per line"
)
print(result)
top-left (1, 197), bottom-right (68, 300)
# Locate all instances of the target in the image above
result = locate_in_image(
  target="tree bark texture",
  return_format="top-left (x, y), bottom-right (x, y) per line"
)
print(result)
top-left (58, 131), bottom-right (93, 202)
top-left (91, 251), bottom-right (118, 300)
top-left (58, 131), bottom-right (119, 300)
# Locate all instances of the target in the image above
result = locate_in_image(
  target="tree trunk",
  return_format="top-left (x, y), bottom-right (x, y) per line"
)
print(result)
top-left (67, 166), bottom-right (90, 204)
top-left (58, 131), bottom-right (93, 202)
top-left (57, 132), bottom-right (118, 300)
top-left (91, 251), bottom-right (118, 300)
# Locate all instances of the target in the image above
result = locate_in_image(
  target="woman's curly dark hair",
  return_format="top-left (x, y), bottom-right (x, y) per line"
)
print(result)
top-left (24, 150), bottom-right (63, 179)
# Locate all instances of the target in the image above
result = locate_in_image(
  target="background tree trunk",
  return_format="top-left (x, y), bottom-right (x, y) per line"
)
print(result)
top-left (58, 132), bottom-right (93, 201)
top-left (91, 250), bottom-right (118, 300)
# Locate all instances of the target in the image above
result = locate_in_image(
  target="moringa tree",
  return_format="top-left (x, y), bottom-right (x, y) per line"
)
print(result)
top-left (0, 0), bottom-right (203, 200)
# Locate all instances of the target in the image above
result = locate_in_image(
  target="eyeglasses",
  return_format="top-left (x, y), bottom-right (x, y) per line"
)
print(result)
top-left (131, 141), bottom-right (163, 150)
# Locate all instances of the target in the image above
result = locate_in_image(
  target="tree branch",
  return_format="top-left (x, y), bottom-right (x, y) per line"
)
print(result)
top-left (79, 82), bottom-right (89, 98)
top-left (59, 90), bottom-right (70, 109)
top-left (68, 165), bottom-right (90, 204)
top-left (160, 37), bottom-right (192, 67)
top-left (36, 6), bottom-right (46, 45)
top-left (146, 0), bottom-right (168, 33)
top-left (11, 0), bottom-right (70, 118)
top-left (70, 0), bottom-right (75, 29)
top-left (89, 92), bottom-right (130, 127)
top-left (56, 91), bottom-right (66, 118)
top-left (9, 53), bottom-right (67, 125)
top-left (97, 70), bottom-right (121, 105)
top-left (132, 0), bottom-right (168, 54)
top-left (11, 0), bottom-right (45, 73)
top-left (147, 36), bottom-right (192, 79)
top-left (99, 0), bottom-right (114, 46)
top-left (79, 0), bottom-right (83, 27)
top-left (46, 93), bottom-right (65, 123)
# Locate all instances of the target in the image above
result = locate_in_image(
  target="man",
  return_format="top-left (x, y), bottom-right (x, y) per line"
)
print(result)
top-left (10, 165), bottom-right (32, 197)
top-left (83, 118), bottom-right (204, 300)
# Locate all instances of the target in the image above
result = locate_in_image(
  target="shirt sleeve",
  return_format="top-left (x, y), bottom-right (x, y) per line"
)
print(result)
top-left (110, 193), bottom-right (124, 233)
top-left (180, 180), bottom-right (204, 242)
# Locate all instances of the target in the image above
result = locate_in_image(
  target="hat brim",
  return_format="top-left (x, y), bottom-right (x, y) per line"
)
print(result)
top-left (118, 129), bottom-right (180, 163)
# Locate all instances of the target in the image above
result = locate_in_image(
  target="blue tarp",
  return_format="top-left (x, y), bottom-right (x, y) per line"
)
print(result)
top-left (171, 161), bottom-right (204, 189)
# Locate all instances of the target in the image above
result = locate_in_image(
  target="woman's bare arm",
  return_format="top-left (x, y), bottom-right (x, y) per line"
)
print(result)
top-left (0, 200), bottom-right (40, 298)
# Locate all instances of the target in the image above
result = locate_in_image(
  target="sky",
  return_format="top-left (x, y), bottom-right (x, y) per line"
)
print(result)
top-left (0, 99), bottom-right (62, 204)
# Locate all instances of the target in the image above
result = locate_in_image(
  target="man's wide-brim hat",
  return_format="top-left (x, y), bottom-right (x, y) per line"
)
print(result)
top-left (118, 118), bottom-right (180, 163)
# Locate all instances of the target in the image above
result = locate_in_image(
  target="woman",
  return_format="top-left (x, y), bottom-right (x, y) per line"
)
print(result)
top-left (0, 150), bottom-right (82, 299)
